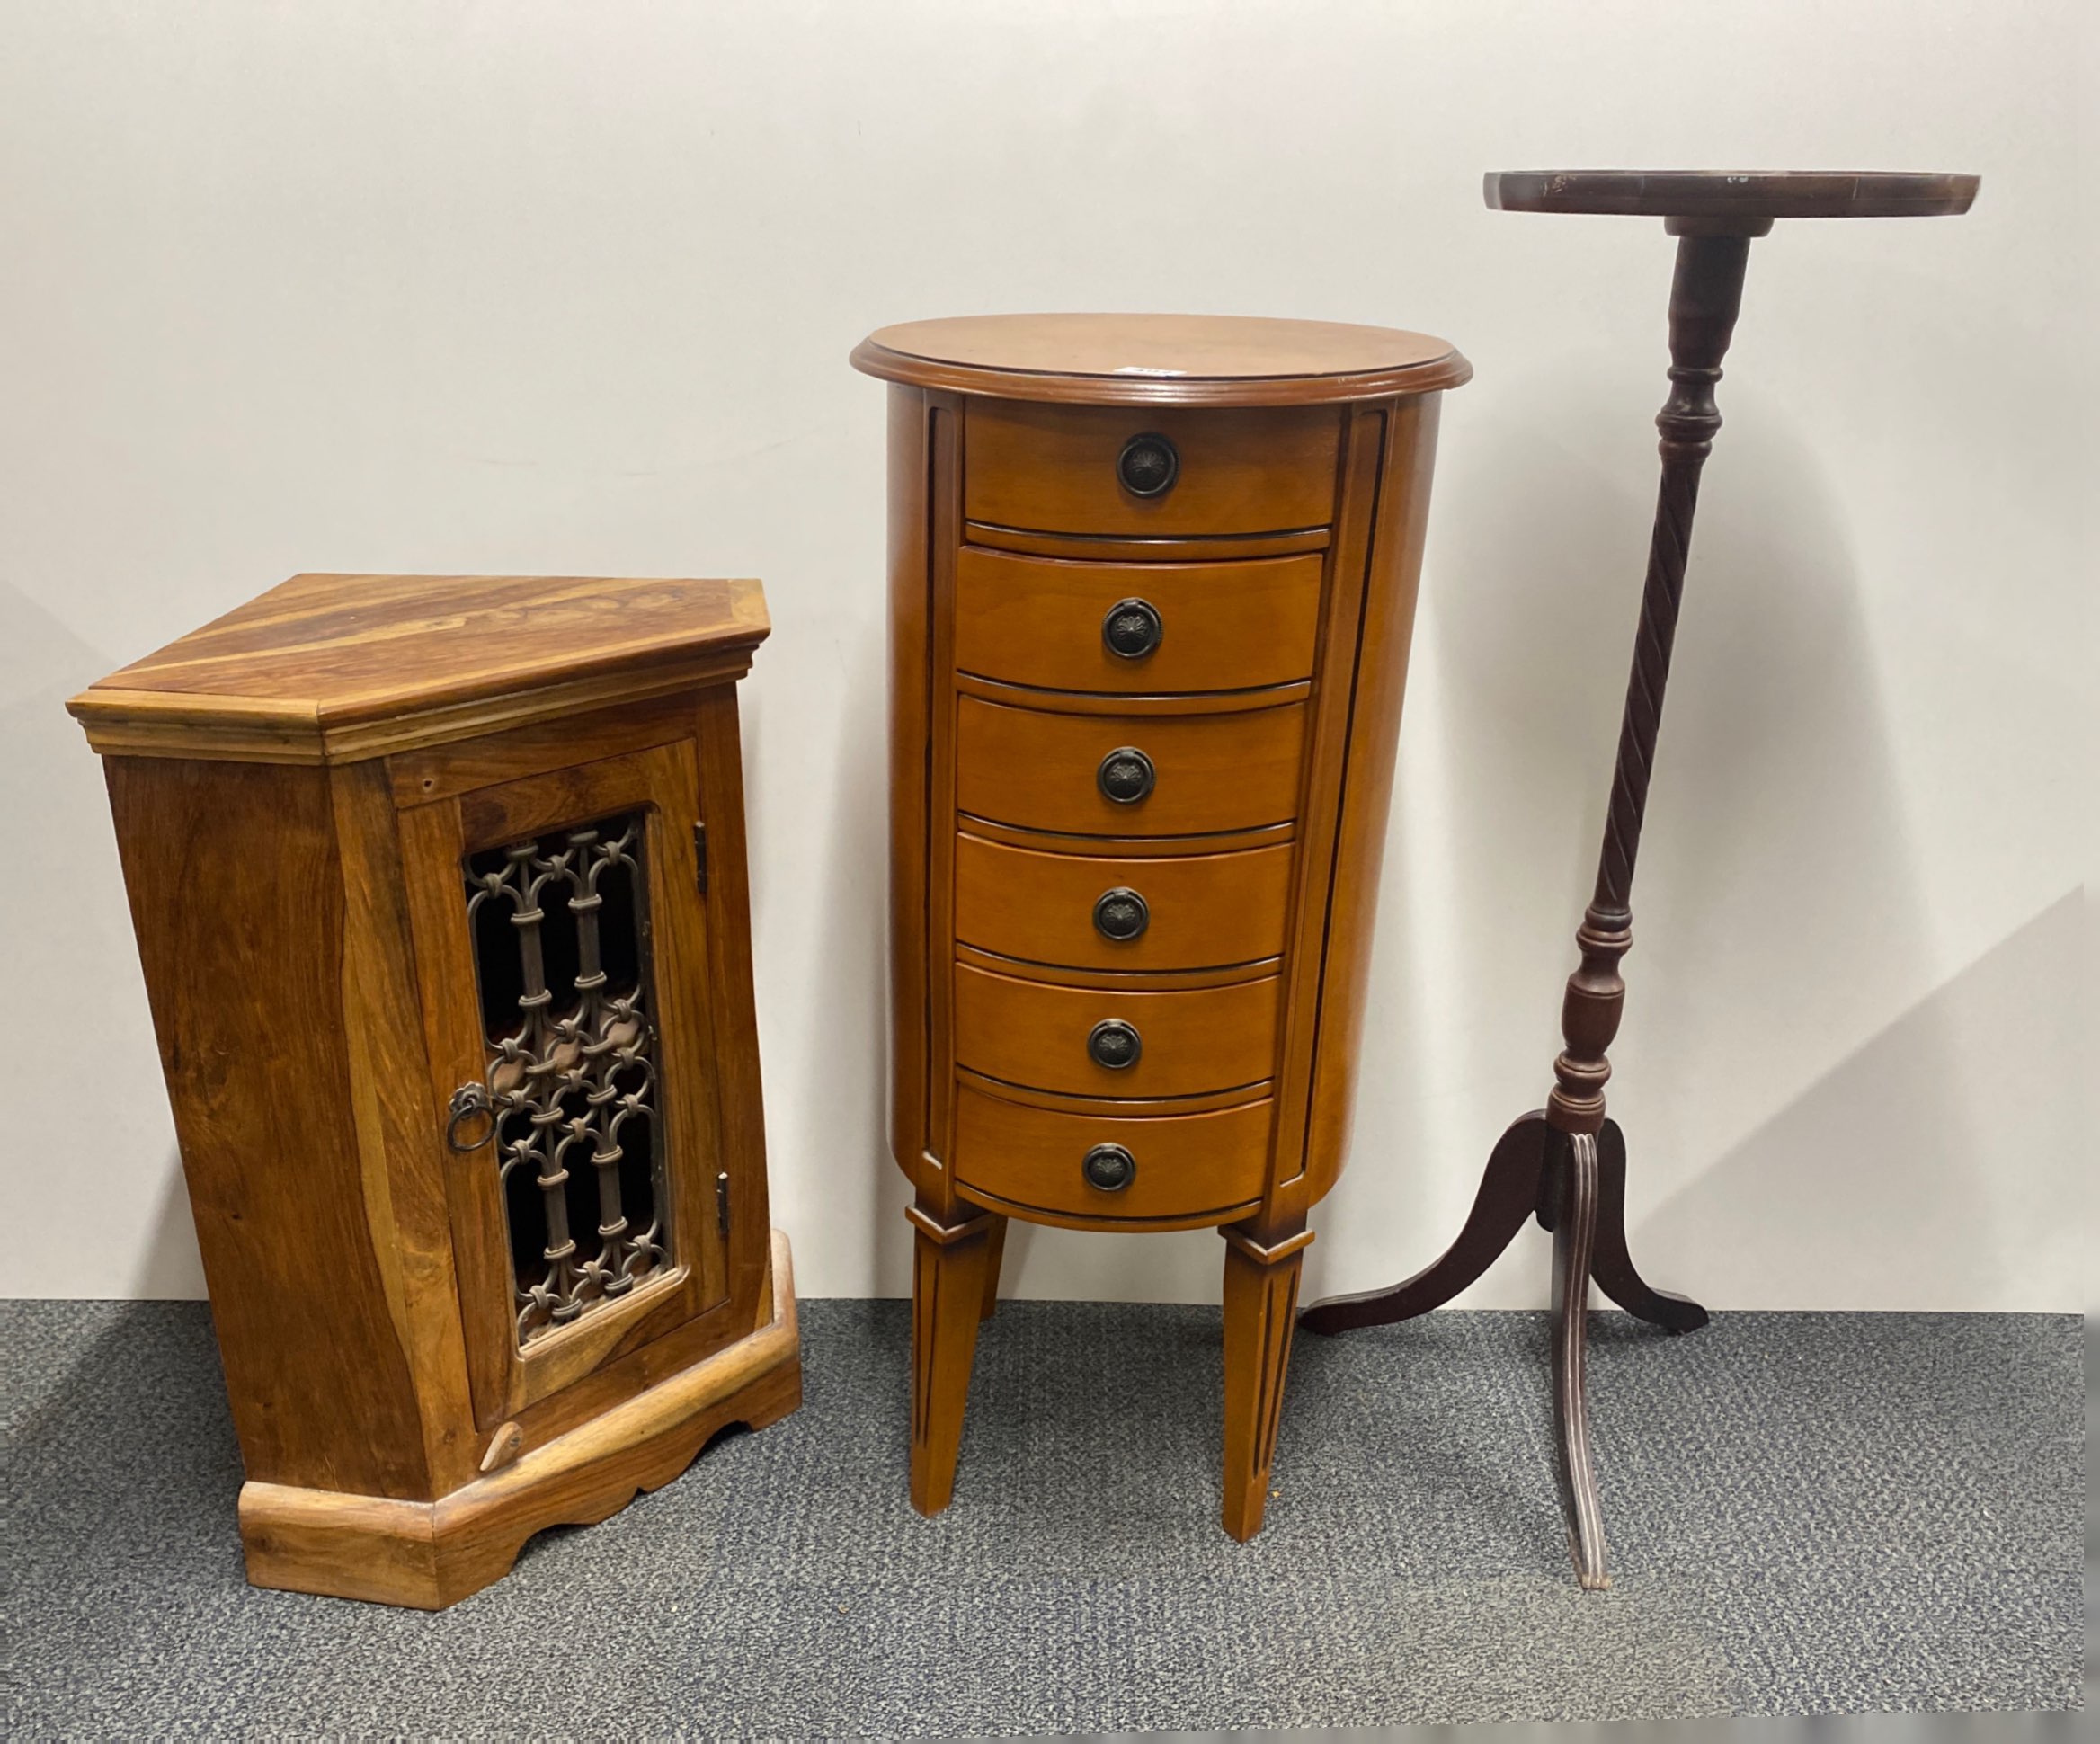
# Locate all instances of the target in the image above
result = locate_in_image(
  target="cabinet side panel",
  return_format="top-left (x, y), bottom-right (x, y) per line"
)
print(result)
top-left (103, 756), bottom-right (434, 1499)
top-left (694, 684), bottom-right (773, 1329)
top-left (1264, 403), bottom-right (1387, 1222)
top-left (330, 760), bottom-right (478, 1495)
top-left (887, 383), bottom-right (941, 1188)
top-left (1303, 393), bottom-right (1444, 1205)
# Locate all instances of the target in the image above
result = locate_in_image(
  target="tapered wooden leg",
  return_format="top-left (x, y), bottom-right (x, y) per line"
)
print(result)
top-left (906, 1203), bottom-right (997, 1516)
top-left (978, 1213), bottom-right (1008, 1321)
top-left (1552, 1132), bottom-right (1608, 1589)
top-left (1588, 1119), bottom-right (1708, 1332)
top-left (1298, 1113), bottom-right (1551, 1334)
top-left (1220, 1223), bottom-right (1312, 1541)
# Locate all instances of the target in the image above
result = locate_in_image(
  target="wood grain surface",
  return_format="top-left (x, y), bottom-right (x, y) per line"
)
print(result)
top-left (955, 695), bottom-right (1305, 837)
top-left (68, 572), bottom-right (769, 762)
top-left (238, 1231), bottom-right (801, 1608)
top-left (953, 960), bottom-right (1281, 1099)
top-left (954, 832), bottom-right (1295, 972)
top-left (952, 1082), bottom-right (1273, 1223)
top-left (868, 325), bottom-right (1462, 1537)
top-left (965, 400), bottom-right (1340, 537)
top-left (954, 545), bottom-right (1323, 695)
top-left (80, 571), bottom-right (796, 1605)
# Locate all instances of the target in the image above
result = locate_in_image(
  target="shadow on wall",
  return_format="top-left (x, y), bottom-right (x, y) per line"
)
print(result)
top-left (129, 1152), bottom-right (208, 1297)
top-left (1313, 359), bottom-right (1984, 1311)
top-left (1, 579), bottom-right (207, 1300)
top-left (779, 650), bottom-right (910, 1298)
top-left (1637, 889), bottom-right (2082, 1313)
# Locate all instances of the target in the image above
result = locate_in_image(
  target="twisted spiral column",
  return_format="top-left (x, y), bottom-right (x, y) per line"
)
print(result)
top-left (1547, 228), bottom-right (1757, 1134)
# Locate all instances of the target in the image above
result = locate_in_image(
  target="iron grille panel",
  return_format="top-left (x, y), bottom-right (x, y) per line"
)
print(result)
top-left (464, 810), bottom-right (670, 1345)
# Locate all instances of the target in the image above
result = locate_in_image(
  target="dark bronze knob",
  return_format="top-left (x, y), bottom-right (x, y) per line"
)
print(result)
top-left (1102, 598), bottom-right (1163, 660)
top-left (1087, 1019), bottom-right (1142, 1070)
top-left (1098, 745), bottom-right (1155, 805)
top-left (1092, 886), bottom-right (1149, 942)
top-left (1082, 1143), bottom-right (1135, 1192)
top-left (1117, 432), bottom-right (1179, 498)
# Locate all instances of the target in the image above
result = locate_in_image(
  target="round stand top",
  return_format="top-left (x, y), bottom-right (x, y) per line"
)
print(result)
top-left (850, 313), bottom-right (1471, 408)
top-left (1486, 170), bottom-right (1979, 222)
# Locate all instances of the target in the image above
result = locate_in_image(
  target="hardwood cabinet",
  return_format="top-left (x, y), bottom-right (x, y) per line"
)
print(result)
top-left (67, 572), bottom-right (801, 1607)
top-left (853, 314), bottom-right (1469, 1537)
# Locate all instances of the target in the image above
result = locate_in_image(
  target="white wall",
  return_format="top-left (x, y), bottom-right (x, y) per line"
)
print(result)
top-left (4, 2), bottom-right (2087, 1310)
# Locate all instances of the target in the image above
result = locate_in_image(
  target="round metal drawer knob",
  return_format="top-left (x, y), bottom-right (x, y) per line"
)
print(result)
top-left (1102, 598), bottom-right (1163, 660)
top-left (1092, 886), bottom-right (1149, 942)
top-left (1082, 1143), bottom-right (1136, 1192)
top-left (1098, 745), bottom-right (1156, 805)
top-left (1087, 1019), bottom-right (1143, 1070)
top-left (1117, 432), bottom-right (1179, 498)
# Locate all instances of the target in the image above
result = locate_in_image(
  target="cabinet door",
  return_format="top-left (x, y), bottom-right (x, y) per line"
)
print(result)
top-left (400, 739), bottom-right (730, 1428)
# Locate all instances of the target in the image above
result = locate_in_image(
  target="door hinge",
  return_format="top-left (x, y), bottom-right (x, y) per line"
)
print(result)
top-left (693, 822), bottom-right (709, 894)
top-left (716, 1170), bottom-right (730, 1237)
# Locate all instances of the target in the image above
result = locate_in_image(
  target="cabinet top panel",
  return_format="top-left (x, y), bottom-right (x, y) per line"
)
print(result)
top-left (69, 572), bottom-right (769, 765)
top-left (852, 313), bottom-right (1469, 407)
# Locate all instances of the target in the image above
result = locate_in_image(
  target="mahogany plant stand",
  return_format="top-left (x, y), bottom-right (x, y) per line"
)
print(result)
top-left (1301, 171), bottom-right (1979, 1589)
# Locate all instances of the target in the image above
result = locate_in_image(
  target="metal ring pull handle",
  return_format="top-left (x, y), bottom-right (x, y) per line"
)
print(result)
top-left (1093, 886), bottom-right (1150, 942)
top-left (1087, 1019), bottom-right (1143, 1070)
top-left (446, 1082), bottom-right (497, 1152)
top-left (1117, 432), bottom-right (1179, 498)
top-left (1082, 1143), bottom-right (1136, 1192)
top-left (1102, 598), bottom-right (1163, 660)
top-left (1098, 746), bottom-right (1156, 805)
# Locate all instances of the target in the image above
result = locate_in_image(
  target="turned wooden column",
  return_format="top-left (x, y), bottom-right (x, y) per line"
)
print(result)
top-left (1550, 227), bottom-right (1750, 1139)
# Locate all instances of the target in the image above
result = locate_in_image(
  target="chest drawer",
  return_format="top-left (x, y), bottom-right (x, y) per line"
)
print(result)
top-left (954, 546), bottom-right (1323, 695)
top-left (956, 832), bottom-right (1293, 972)
top-left (956, 697), bottom-right (1304, 837)
top-left (954, 1082), bottom-right (1272, 1222)
top-left (964, 402), bottom-right (1340, 538)
top-left (955, 962), bottom-right (1280, 1099)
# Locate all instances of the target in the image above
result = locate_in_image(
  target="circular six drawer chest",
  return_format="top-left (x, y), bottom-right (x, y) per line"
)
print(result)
top-left (852, 313), bottom-right (1469, 1537)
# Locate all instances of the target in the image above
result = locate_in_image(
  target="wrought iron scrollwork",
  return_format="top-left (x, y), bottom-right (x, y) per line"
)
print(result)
top-left (463, 812), bottom-right (669, 1345)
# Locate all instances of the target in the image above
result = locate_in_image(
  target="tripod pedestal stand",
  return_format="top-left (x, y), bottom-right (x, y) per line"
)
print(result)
top-left (1301, 171), bottom-right (1978, 1589)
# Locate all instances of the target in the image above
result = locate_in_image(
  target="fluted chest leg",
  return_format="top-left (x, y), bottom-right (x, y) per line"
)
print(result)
top-left (1220, 1223), bottom-right (1313, 1541)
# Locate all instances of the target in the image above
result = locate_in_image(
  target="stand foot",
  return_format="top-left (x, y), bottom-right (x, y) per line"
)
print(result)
top-left (1553, 1133), bottom-right (1608, 1589)
top-left (1296, 1108), bottom-right (1705, 1589)
top-left (1221, 1223), bottom-right (1311, 1541)
top-left (1589, 1120), bottom-right (1707, 1331)
top-left (906, 1204), bottom-right (998, 1515)
top-left (1298, 1113), bottom-right (1551, 1335)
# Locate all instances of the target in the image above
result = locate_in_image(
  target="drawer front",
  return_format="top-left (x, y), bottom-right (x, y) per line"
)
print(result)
top-left (954, 1082), bottom-right (1272, 1221)
top-left (954, 546), bottom-right (1323, 695)
top-left (955, 833), bottom-right (1293, 972)
top-left (955, 962), bottom-right (1280, 1099)
top-left (965, 402), bottom-right (1340, 538)
top-left (956, 697), bottom-right (1304, 837)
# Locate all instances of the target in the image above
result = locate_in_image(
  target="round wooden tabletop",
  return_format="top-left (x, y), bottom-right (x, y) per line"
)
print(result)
top-left (850, 313), bottom-right (1471, 407)
top-left (1486, 170), bottom-right (1980, 221)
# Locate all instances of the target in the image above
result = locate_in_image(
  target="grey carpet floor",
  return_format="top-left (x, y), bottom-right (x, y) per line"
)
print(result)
top-left (2, 1297), bottom-right (2082, 1735)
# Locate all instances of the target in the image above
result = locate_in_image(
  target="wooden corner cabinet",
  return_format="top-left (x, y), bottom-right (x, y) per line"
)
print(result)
top-left (853, 314), bottom-right (1469, 1538)
top-left (67, 572), bottom-right (801, 1608)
